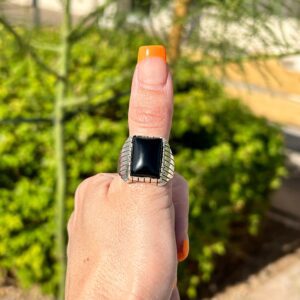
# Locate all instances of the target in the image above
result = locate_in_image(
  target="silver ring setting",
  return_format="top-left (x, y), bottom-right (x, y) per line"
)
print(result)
top-left (118, 135), bottom-right (175, 186)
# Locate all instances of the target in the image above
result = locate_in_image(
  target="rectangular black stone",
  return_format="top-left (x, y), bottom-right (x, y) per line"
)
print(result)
top-left (130, 136), bottom-right (163, 179)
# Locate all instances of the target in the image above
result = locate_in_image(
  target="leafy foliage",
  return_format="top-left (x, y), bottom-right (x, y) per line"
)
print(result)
top-left (126, 0), bottom-right (300, 68)
top-left (0, 26), bottom-right (285, 298)
top-left (172, 60), bottom-right (285, 298)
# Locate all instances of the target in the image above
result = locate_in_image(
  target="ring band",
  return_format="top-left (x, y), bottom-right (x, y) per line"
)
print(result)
top-left (118, 135), bottom-right (175, 186)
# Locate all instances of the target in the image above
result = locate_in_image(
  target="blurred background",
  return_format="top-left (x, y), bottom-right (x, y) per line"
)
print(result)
top-left (0, 0), bottom-right (300, 299)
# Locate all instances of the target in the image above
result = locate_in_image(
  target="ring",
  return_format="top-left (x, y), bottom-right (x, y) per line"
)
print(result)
top-left (118, 135), bottom-right (175, 186)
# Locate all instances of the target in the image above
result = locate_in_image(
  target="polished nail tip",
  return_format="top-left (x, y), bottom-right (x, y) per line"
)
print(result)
top-left (138, 45), bottom-right (166, 63)
top-left (177, 239), bottom-right (189, 262)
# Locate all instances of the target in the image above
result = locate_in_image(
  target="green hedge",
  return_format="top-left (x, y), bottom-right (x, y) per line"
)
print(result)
top-left (0, 26), bottom-right (285, 298)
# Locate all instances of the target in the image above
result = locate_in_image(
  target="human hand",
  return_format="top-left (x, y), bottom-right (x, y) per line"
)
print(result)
top-left (65, 45), bottom-right (189, 300)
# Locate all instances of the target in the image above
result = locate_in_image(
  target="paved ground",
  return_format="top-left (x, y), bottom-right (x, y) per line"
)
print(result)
top-left (214, 250), bottom-right (300, 300)
top-left (271, 160), bottom-right (300, 227)
top-left (0, 286), bottom-right (52, 300)
top-left (269, 150), bottom-right (300, 229)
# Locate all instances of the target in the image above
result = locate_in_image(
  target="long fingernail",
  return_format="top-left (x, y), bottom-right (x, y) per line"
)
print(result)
top-left (137, 45), bottom-right (167, 86)
top-left (138, 45), bottom-right (166, 62)
top-left (177, 239), bottom-right (189, 262)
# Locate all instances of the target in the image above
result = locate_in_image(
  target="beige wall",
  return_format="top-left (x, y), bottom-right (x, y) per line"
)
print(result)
top-left (8, 0), bottom-right (105, 15)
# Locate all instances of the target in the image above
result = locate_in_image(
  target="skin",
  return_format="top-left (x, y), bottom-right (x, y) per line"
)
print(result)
top-left (65, 56), bottom-right (189, 300)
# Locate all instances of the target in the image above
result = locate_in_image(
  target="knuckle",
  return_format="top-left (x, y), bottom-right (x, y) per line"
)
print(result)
top-left (95, 173), bottom-right (114, 188)
top-left (127, 183), bottom-right (172, 213)
top-left (67, 215), bottom-right (72, 233)
top-left (67, 212), bottom-right (74, 234)
top-left (72, 174), bottom-right (114, 220)
top-left (66, 239), bottom-right (72, 258)
top-left (129, 88), bottom-right (172, 130)
top-left (129, 105), bottom-right (167, 128)
top-left (180, 176), bottom-right (189, 189)
top-left (173, 173), bottom-right (189, 190)
top-left (76, 177), bottom-right (92, 194)
top-left (182, 179), bottom-right (189, 191)
top-left (75, 174), bottom-right (104, 195)
top-left (74, 180), bottom-right (87, 201)
top-left (74, 176), bottom-right (96, 207)
top-left (89, 173), bottom-right (114, 196)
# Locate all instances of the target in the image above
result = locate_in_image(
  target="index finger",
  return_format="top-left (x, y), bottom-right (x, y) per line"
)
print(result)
top-left (128, 45), bottom-right (173, 140)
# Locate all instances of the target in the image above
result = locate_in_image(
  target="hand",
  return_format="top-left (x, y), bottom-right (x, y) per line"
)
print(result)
top-left (65, 45), bottom-right (189, 300)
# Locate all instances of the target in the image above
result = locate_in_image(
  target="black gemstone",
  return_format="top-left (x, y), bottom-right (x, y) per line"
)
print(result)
top-left (130, 136), bottom-right (163, 179)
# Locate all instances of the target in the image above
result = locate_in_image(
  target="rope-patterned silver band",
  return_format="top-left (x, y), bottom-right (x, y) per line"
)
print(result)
top-left (118, 135), bottom-right (175, 186)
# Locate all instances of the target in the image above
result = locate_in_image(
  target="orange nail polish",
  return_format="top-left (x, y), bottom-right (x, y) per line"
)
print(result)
top-left (138, 45), bottom-right (166, 63)
top-left (177, 239), bottom-right (189, 262)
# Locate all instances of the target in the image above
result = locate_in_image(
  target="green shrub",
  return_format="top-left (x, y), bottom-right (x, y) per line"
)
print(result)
top-left (0, 26), bottom-right (285, 298)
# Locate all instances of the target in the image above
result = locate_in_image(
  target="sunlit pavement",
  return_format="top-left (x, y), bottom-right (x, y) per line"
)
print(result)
top-left (0, 286), bottom-right (52, 300)
top-left (214, 249), bottom-right (300, 300)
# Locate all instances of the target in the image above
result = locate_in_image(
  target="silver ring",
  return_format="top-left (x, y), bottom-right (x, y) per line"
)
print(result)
top-left (118, 135), bottom-right (175, 186)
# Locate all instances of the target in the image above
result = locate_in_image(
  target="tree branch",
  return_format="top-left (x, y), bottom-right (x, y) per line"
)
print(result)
top-left (0, 16), bottom-right (63, 80)
top-left (68, 2), bottom-right (110, 42)
top-left (168, 0), bottom-right (193, 62)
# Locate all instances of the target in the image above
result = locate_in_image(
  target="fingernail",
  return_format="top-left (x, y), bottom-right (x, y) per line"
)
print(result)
top-left (177, 239), bottom-right (189, 262)
top-left (138, 45), bottom-right (166, 63)
top-left (137, 45), bottom-right (167, 86)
